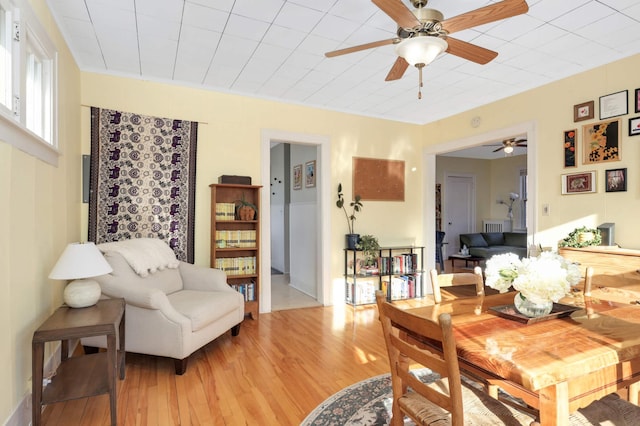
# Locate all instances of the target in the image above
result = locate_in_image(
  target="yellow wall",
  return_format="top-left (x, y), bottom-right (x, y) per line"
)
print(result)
top-left (423, 54), bottom-right (640, 249)
top-left (2, 0), bottom-right (639, 421)
top-left (79, 74), bottom-right (426, 282)
top-left (0, 0), bottom-right (81, 420)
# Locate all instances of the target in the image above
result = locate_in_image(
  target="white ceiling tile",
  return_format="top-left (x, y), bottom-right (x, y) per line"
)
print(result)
top-left (140, 38), bottom-right (177, 78)
top-left (183, 3), bottom-right (229, 32)
top-left (298, 34), bottom-right (340, 55)
top-left (512, 24), bottom-right (568, 48)
top-left (273, 2), bottom-right (324, 32)
top-left (288, 0), bottom-right (336, 13)
top-left (486, 14), bottom-right (546, 41)
top-left (135, 0), bottom-right (183, 22)
top-left (88, 5), bottom-right (136, 32)
top-left (327, 0), bottom-right (378, 24)
top-left (46, 0), bottom-right (91, 21)
top-left (137, 14), bottom-right (181, 41)
top-left (231, 0), bottom-right (284, 23)
top-left (551, 1), bottom-right (615, 32)
top-left (313, 14), bottom-right (359, 42)
top-left (527, 0), bottom-right (591, 21)
top-left (188, 0), bottom-right (234, 13)
top-left (262, 25), bottom-right (307, 49)
top-left (225, 14), bottom-right (270, 42)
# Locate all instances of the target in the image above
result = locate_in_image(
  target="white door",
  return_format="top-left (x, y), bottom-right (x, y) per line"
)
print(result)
top-left (444, 174), bottom-right (475, 257)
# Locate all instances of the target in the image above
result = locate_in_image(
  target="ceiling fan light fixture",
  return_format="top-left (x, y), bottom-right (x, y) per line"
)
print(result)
top-left (395, 36), bottom-right (448, 66)
top-left (503, 145), bottom-right (514, 154)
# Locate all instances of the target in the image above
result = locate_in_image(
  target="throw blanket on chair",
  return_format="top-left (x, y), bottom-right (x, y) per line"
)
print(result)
top-left (98, 238), bottom-right (180, 277)
top-left (88, 107), bottom-right (198, 262)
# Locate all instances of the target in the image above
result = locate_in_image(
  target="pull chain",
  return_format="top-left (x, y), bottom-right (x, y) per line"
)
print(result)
top-left (416, 64), bottom-right (425, 99)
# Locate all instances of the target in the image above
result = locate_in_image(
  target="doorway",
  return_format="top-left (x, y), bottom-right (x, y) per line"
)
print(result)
top-left (423, 121), bottom-right (537, 274)
top-left (260, 129), bottom-right (331, 313)
top-left (269, 142), bottom-right (321, 311)
top-left (443, 174), bottom-right (475, 257)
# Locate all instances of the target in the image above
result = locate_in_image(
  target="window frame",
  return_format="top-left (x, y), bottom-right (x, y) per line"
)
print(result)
top-left (0, 0), bottom-right (59, 166)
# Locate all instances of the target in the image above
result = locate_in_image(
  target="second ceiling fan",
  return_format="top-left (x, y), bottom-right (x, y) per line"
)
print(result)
top-left (325, 0), bottom-right (529, 98)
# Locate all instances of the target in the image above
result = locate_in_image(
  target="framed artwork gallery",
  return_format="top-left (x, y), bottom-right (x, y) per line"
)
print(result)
top-left (562, 171), bottom-right (596, 195)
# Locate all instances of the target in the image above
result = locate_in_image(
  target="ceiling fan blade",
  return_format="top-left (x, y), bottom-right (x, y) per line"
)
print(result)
top-left (441, 0), bottom-right (529, 35)
top-left (492, 147), bottom-right (504, 153)
top-left (325, 38), bottom-right (397, 58)
top-left (385, 57), bottom-right (409, 81)
top-left (372, 0), bottom-right (420, 29)
top-left (446, 37), bottom-right (497, 65)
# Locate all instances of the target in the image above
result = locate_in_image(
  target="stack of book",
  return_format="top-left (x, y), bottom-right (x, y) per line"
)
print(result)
top-left (215, 203), bottom-right (236, 221)
top-left (215, 230), bottom-right (257, 248)
top-left (379, 253), bottom-right (418, 275)
top-left (381, 274), bottom-right (421, 300)
top-left (231, 281), bottom-right (256, 301)
top-left (214, 256), bottom-right (257, 275)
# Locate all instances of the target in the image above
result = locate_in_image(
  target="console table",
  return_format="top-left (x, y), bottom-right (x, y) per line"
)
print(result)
top-left (32, 298), bottom-right (125, 425)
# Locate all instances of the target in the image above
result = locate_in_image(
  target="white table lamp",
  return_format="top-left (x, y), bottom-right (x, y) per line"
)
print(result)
top-left (49, 242), bottom-right (113, 308)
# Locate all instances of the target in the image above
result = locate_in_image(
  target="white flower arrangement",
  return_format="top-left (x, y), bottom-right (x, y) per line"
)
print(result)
top-left (485, 252), bottom-right (581, 305)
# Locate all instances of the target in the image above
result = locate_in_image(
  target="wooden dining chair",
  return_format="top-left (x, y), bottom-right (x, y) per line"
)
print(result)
top-left (583, 266), bottom-right (594, 296)
top-left (375, 291), bottom-right (538, 426)
top-left (430, 267), bottom-right (484, 304)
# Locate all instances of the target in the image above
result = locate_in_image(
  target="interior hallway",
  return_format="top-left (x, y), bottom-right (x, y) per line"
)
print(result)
top-left (271, 271), bottom-right (321, 311)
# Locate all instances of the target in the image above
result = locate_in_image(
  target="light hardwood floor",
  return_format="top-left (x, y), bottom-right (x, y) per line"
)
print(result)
top-left (40, 297), bottom-right (434, 426)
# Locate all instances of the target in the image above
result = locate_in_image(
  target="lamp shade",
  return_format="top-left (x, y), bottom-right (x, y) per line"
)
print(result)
top-left (504, 145), bottom-right (514, 154)
top-left (395, 36), bottom-right (448, 66)
top-left (49, 242), bottom-right (112, 280)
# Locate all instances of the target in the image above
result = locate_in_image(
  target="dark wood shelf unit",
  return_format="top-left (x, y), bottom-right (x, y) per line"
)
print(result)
top-left (344, 246), bottom-right (424, 306)
top-left (210, 183), bottom-right (262, 319)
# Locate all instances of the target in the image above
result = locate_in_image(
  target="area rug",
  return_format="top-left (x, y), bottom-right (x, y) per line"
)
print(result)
top-left (301, 369), bottom-right (439, 426)
top-left (88, 107), bottom-right (198, 262)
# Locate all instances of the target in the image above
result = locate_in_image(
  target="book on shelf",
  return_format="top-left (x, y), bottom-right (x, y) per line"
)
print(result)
top-left (382, 274), bottom-right (421, 300)
top-left (214, 256), bottom-right (257, 275)
top-left (215, 203), bottom-right (236, 221)
top-left (346, 278), bottom-right (377, 305)
top-left (215, 230), bottom-right (257, 248)
top-left (231, 281), bottom-right (256, 302)
top-left (379, 253), bottom-right (418, 275)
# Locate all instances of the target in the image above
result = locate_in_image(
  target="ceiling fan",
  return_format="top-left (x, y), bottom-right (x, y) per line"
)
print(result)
top-left (325, 0), bottom-right (529, 99)
top-left (491, 138), bottom-right (528, 153)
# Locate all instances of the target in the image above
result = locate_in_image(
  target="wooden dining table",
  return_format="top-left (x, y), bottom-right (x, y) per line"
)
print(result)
top-left (407, 291), bottom-right (640, 426)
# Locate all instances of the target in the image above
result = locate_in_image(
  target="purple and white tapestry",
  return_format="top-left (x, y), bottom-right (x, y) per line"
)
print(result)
top-left (88, 107), bottom-right (198, 263)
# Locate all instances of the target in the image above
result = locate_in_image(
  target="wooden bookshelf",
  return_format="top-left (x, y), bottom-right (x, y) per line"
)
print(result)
top-left (210, 183), bottom-right (261, 319)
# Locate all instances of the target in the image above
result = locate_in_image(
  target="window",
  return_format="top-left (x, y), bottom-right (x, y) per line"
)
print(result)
top-left (25, 32), bottom-right (53, 142)
top-left (0, 2), bottom-right (12, 110)
top-left (0, 0), bottom-right (58, 165)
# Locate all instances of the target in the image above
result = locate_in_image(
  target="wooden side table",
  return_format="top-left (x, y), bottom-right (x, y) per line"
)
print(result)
top-left (32, 298), bottom-right (125, 426)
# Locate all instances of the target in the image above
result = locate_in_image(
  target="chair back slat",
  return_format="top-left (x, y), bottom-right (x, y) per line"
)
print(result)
top-left (430, 267), bottom-right (484, 303)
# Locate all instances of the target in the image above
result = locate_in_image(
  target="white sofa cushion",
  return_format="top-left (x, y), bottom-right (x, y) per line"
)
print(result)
top-left (168, 290), bottom-right (241, 332)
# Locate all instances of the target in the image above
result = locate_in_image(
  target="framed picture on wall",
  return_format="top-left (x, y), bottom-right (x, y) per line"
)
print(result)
top-left (635, 88), bottom-right (640, 113)
top-left (563, 129), bottom-right (577, 167)
top-left (561, 171), bottom-right (596, 195)
top-left (605, 168), bottom-right (627, 192)
top-left (582, 119), bottom-right (620, 164)
top-left (573, 101), bottom-right (594, 122)
top-left (629, 116), bottom-right (640, 136)
top-left (293, 164), bottom-right (302, 190)
top-left (305, 160), bottom-right (316, 188)
top-left (599, 90), bottom-right (628, 120)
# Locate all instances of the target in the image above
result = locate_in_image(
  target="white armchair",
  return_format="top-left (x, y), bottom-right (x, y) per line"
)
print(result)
top-left (81, 239), bottom-right (245, 374)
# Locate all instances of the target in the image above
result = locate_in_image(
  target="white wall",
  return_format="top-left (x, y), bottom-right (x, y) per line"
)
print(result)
top-left (289, 144), bottom-right (318, 296)
top-left (270, 143), bottom-right (286, 273)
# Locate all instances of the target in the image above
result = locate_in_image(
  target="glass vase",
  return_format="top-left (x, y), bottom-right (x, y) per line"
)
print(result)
top-left (513, 292), bottom-right (553, 318)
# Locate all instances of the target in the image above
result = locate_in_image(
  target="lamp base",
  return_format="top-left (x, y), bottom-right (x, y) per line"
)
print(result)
top-left (64, 279), bottom-right (102, 308)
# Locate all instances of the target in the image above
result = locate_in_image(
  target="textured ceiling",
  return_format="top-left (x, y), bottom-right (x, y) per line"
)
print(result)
top-left (46, 0), bottom-right (640, 125)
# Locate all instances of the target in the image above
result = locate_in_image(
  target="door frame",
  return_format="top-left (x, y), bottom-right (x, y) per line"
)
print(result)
top-left (422, 121), bottom-right (537, 274)
top-left (443, 172), bottom-right (476, 257)
top-left (261, 129), bottom-right (331, 313)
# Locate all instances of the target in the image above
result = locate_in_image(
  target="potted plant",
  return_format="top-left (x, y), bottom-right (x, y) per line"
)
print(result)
top-left (236, 193), bottom-right (257, 220)
top-left (336, 183), bottom-right (363, 249)
top-left (356, 234), bottom-right (380, 269)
